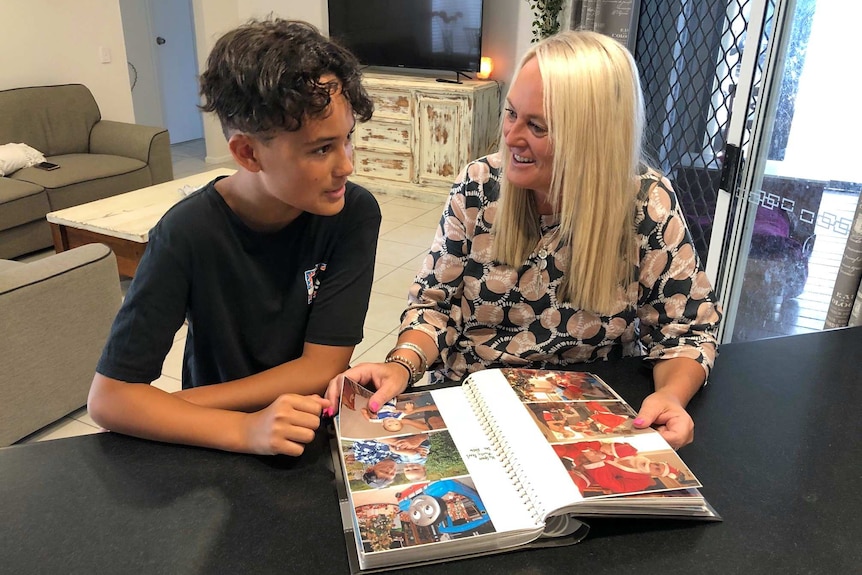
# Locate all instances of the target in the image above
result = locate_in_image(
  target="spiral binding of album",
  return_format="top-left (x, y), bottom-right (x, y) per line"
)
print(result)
top-left (464, 378), bottom-right (590, 539)
top-left (464, 382), bottom-right (545, 526)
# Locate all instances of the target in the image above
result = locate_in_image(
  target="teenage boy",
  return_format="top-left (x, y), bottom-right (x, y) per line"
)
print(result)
top-left (88, 19), bottom-right (380, 457)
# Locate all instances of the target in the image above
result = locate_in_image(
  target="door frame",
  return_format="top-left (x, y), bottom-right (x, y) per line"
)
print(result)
top-left (706, 0), bottom-right (797, 341)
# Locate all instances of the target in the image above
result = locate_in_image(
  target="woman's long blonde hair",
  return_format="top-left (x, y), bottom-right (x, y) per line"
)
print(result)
top-left (493, 30), bottom-right (645, 314)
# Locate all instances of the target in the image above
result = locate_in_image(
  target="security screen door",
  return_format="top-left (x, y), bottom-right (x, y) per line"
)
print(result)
top-left (634, 0), bottom-right (861, 343)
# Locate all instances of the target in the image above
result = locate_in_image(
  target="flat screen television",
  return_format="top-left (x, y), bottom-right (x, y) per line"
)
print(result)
top-left (328, 0), bottom-right (484, 73)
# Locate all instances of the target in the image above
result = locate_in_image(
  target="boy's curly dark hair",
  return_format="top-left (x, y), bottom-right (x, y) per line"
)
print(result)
top-left (199, 18), bottom-right (373, 138)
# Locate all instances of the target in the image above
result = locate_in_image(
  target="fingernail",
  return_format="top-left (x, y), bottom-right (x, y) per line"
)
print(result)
top-left (322, 408), bottom-right (331, 418)
top-left (369, 401), bottom-right (379, 412)
top-left (633, 418), bottom-right (645, 426)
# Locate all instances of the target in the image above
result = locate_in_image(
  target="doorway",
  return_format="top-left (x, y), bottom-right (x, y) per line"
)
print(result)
top-left (635, 0), bottom-right (861, 344)
top-left (711, 0), bottom-right (862, 342)
top-left (119, 0), bottom-right (203, 144)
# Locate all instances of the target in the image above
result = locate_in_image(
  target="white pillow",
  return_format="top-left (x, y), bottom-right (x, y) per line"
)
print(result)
top-left (0, 143), bottom-right (46, 177)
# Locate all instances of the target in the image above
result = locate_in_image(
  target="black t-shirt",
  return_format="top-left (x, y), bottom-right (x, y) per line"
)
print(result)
top-left (97, 177), bottom-right (381, 388)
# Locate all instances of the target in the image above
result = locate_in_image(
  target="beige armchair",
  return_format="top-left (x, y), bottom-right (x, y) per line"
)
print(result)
top-left (0, 243), bottom-right (121, 445)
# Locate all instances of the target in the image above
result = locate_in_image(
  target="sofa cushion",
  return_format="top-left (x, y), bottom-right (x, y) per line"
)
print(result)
top-left (0, 258), bottom-right (24, 273)
top-left (0, 84), bottom-right (100, 156)
top-left (11, 153), bottom-right (150, 211)
top-left (0, 178), bottom-right (48, 232)
top-left (11, 154), bottom-right (147, 188)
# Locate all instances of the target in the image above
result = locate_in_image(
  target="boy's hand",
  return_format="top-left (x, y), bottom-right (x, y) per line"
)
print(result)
top-left (244, 394), bottom-right (330, 456)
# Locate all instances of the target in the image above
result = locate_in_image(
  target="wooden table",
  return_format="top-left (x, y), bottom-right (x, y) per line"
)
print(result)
top-left (46, 168), bottom-right (235, 277)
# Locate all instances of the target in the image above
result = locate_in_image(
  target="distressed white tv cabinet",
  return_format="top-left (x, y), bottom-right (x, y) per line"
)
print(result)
top-left (352, 72), bottom-right (501, 202)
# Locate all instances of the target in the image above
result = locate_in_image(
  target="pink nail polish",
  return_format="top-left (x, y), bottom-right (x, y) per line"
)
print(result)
top-left (370, 401), bottom-right (379, 412)
top-left (633, 418), bottom-right (645, 426)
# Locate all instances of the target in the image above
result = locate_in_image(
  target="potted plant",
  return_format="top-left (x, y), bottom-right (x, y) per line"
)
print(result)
top-left (527, 0), bottom-right (565, 42)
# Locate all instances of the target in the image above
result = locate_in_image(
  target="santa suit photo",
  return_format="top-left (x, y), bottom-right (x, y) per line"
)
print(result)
top-left (553, 441), bottom-right (639, 495)
top-left (582, 455), bottom-right (680, 495)
top-left (584, 401), bottom-right (630, 433)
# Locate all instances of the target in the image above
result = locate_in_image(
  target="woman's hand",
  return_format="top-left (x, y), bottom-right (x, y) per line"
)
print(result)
top-left (324, 362), bottom-right (411, 417)
top-left (635, 357), bottom-right (705, 449)
top-left (633, 389), bottom-right (694, 450)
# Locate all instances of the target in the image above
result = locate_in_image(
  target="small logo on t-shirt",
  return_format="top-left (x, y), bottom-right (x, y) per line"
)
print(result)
top-left (305, 262), bottom-right (327, 304)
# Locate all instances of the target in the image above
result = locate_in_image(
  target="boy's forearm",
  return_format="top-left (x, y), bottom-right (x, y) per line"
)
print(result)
top-left (174, 366), bottom-right (322, 412)
top-left (89, 374), bottom-right (250, 452)
top-left (176, 345), bottom-right (353, 411)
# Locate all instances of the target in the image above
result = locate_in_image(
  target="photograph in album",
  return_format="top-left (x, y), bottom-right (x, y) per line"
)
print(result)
top-left (338, 429), bottom-right (469, 493)
top-left (505, 370), bottom-right (618, 402)
top-left (337, 381), bottom-right (445, 439)
top-left (348, 476), bottom-right (497, 554)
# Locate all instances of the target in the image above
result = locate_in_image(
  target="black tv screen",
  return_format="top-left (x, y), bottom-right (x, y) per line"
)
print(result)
top-left (328, 0), bottom-right (484, 73)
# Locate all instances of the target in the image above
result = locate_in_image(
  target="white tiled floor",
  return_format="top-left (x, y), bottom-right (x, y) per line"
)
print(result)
top-left (17, 139), bottom-right (444, 444)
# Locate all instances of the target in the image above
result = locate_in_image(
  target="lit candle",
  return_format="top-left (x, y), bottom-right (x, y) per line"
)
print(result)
top-left (477, 57), bottom-right (493, 80)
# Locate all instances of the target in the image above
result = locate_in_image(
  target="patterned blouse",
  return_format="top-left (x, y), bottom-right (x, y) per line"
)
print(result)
top-left (400, 154), bottom-right (722, 385)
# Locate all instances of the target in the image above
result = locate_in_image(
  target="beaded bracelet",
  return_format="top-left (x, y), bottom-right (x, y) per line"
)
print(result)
top-left (385, 354), bottom-right (419, 385)
top-left (385, 356), bottom-right (412, 384)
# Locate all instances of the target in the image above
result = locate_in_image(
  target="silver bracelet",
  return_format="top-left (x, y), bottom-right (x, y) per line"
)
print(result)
top-left (390, 342), bottom-right (428, 374)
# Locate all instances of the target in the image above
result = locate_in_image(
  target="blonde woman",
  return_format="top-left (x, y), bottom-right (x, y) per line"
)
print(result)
top-left (328, 31), bottom-right (722, 449)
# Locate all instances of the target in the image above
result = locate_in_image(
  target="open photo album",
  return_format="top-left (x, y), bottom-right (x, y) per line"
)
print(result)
top-left (331, 368), bottom-right (720, 573)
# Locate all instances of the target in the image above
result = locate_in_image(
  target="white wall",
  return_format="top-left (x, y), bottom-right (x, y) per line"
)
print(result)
top-left (238, 0), bottom-right (326, 27)
top-left (191, 0), bottom-right (240, 162)
top-left (482, 0), bottom-right (534, 96)
top-left (0, 0), bottom-right (135, 123)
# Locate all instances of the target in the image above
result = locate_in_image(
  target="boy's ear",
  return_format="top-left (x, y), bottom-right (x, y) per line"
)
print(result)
top-left (228, 133), bottom-right (262, 172)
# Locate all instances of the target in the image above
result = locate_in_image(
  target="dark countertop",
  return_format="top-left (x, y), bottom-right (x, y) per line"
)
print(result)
top-left (3, 327), bottom-right (861, 574)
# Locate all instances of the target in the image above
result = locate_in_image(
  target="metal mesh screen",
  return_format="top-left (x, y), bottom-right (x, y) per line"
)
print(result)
top-left (633, 0), bottom-right (771, 266)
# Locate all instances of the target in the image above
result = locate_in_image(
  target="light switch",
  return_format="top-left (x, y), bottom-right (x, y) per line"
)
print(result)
top-left (99, 46), bottom-right (112, 64)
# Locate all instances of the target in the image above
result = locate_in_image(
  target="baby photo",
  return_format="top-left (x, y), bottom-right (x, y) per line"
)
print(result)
top-left (338, 378), bottom-right (447, 440)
